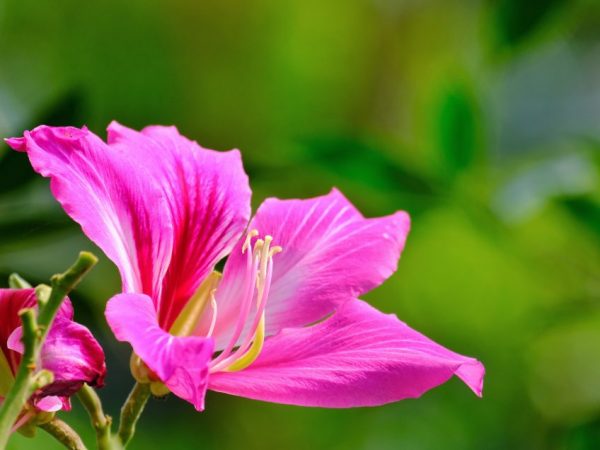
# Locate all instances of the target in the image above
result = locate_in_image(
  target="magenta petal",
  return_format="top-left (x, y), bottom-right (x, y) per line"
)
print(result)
top-left (0, 289), bottom-right (36, 370)
top-left (0, 289), bottom-right (105, 406)
top-left (8, 123), bottom-right (251, 330)
top-left (209, 299), bottom-right (484, 407)
top-left (34, 396), bottom-right (63, 412)
top-left (0, 289), bottom-right (54, 373)
top-left (235, 189), bottom-right (409, 335)
top-left (39, 317), bottom-right (106, 397)
top-left (6, 127), bottom-right (174, 299)
top-left (105, 294), bottom-right (214, 411)
top-left (106, 123), bottom-right (251, 329)
top-left (6, 328), bottom-right (23, 354)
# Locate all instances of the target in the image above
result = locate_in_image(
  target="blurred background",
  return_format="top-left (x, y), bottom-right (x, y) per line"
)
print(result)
top-left (1, 0), bottom-right (600, 449)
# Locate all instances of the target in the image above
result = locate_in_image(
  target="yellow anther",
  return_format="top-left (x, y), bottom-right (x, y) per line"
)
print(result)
top-left (270, 246), bottom-right (283, 257)
top-left (242, 229), bottom-right (259, 253)
top-left (225, 314), bottom-right (265, 372)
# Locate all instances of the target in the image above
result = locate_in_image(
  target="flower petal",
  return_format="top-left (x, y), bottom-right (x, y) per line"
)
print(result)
top-left (215, 189), bottom-right (410, 338)
top-left (105, 293), bottom-right (214, 411)
top-left (0, 289), bottom-right (37, 374)
top-left (106, 123), bottom-right (251, 329)
top-left (6, 127), bottom-right (173, 300)
top-left (1, 289), bottom-right (105, 405)
top-left (209, 299), bottom-right (484, 407)
top-left (38, 317), bottom-right (106, 397)
top-left (34, 396), bottom-right (64, 412)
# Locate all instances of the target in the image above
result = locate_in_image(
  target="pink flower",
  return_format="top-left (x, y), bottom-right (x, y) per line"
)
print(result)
top-left (0, 289), bottom-right (106, 413)
top-left (7, 123), bottom-right (484, 411)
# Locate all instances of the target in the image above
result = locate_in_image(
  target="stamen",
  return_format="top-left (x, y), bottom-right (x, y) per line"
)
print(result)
top-left (210, 232), bottom-right (260, 367)
top-left (242, 229), bottom-right (259, 253)
top-left (210, 231), bottom-right (280, 373)
top-left (211, 243), bottom-right (275, 372)
top-left (254, 238), bottom-right (265, 256)
top-left (225, 314), bottom-right (265, 372)
top-left (258, 236), bottom-right (272, 288)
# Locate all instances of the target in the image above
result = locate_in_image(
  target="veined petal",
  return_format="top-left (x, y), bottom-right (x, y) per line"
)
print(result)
top-left (106, 123), bottom-right (251, 329)
top-left (105, 294), bottom-right (214, 411)
top-left (38, 317), bottom-right (106, 397)
top-left (209, 299), bottom-right (484, 407)
top-left (215, 189), bottom-right (409, 337)
top-left (6, 127), bottom-right (173, 299)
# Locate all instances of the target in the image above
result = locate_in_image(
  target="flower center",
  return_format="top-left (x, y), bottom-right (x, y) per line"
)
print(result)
top-left (169, 272), bottom-right (220, 337)
top-left (209, 230), bottom-right (281, 373)
top-left (166, 229), bottom-right (281, 377)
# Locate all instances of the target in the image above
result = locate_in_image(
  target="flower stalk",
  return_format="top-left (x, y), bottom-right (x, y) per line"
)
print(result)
top-left (0, 252), bottom-right (98, 449)
top-left (77, 384), bottom-right (113, 450)
top-left (117, 382), bottom-right (151, 448)
top-left (39, 418), bottom-right (88, 450)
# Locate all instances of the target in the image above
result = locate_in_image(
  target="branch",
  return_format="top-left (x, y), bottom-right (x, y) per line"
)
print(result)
top-left (39, 418), bottom-right (88, 450)
top-left (117, 383), bottom-right (151, 448)
top-left (77, 384), bottom-right (113, 450)
top-left (38, 252), bottom-right (98, 327)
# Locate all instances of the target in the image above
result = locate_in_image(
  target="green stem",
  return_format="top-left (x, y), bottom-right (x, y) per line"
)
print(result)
top-left (37, 252), bottom-right (98, 327)
top-left (0, 311), bottom-right (54, 448)
top-left (77, 384), bottom-right (113, 450)
top-left (39, 418), bottom-right (88, 450)
top-left (117, 383), bottom-right (151, 448)
top-left (0, 252), bottom-right (97, 449)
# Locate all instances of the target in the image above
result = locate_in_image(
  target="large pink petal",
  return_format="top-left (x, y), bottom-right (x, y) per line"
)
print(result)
top-left (209, 299), bottom-right (484, 407)
top-left (106, 123), bottom-right (251, 329)
top-left (6, 127), bottom-right (173, 299)
top-left (213, 189), bottom-right (410, 342)
top-left (105, 294), bottom-right (214, 411)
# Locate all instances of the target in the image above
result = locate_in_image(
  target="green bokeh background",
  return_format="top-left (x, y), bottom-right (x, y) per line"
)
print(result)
top-left (1, 0), bottom-right (600, 449)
